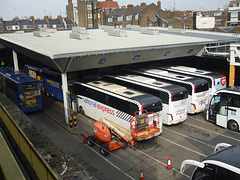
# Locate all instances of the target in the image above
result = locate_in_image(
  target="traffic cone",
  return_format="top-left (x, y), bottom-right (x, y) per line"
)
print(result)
top-left (83, 134), bottom-right (87, 144)
top-left (139, 169), bottom-right (144, 180)
top-left (166, 157), bottom-right (172, 169)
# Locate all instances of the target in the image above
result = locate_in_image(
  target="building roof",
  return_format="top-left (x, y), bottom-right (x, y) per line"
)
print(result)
top-left (0, 27), bottom-right (239, 73)
top-left (98, 1), bottom-right (119, 9)
top-left (19, 20), bottom-right (34, 26)
top-left (35, 19), bottom-right (48, 25)
top-left (3, 20), bottom-right (18, 26)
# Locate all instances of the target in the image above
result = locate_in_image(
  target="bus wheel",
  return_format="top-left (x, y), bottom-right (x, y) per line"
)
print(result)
top-left (87, 136), bottom-right (95, 147)
top-left (100, 144), bottom-right (110, 156)
top-left (227, 120), bottom-right (239, 132)
top-left (78, 106), bottom-right (85, 115)
top-left (50, 91), bottom-right (54, 98)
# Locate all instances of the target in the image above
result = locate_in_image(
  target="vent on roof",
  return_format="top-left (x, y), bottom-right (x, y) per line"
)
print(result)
top-left (140, 28), bottom-right (159, 35)
top-left (108, 29), bottom-right (127, 37)
top-left (126, 25), bottom-right (141, 31)
top-left (101, 25), bottom-right (114, 32)
top-left (168, 27), bottom-right (186, 34)
top-left (69, 27), bottom-right (89, 40)
top-left (33, 27), bottom-right (56, 37)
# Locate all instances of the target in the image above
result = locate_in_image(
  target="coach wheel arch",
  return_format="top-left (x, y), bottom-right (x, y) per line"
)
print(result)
top-left (227, 120), bottom-right (239, 132)
top-left (78, 106), bottom-right (85, 115)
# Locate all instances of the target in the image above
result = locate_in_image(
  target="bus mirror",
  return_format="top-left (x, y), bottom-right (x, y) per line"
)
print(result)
top-left (214, 143), bottom-right (232, 153)
top-left (180, 160), bottom-right (205, 173)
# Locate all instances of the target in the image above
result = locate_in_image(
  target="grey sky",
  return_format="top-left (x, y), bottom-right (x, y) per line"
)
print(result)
top-left (0, 0), bottom-right (231, 20)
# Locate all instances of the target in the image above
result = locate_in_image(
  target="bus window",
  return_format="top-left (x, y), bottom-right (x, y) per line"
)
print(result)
top-left (216, 166), bottom-right (240, 180)
top-left (192, 164), bottom-right (216, 180)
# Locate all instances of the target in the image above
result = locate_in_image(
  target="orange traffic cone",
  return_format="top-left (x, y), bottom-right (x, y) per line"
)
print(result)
top-left (139, 169), bottom-right (144, 180)
top-left (166, 157), bottom-right (172, 169)
top-left (83, 134), bottom-right (87, 144)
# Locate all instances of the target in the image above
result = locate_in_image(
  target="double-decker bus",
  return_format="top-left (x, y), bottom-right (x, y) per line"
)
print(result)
top-left (24, 65), bottom-right (77, 101)
top-left (103, 74), bottom-right (188, 125)
top-left (204, 86), bottom-right (240, 132)
top-left (72, 80), bottom-right (163, 140)
top-left (0, 67), bottom-right (42, 113)
top-left (155, 65), bottom-right (227, 94)
top-left (124, 68), bottom-right (209, 114)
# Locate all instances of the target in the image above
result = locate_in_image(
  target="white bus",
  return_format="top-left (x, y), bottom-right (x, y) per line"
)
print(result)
top-left (124, 68), bottom-right (209, 114)
top-left (204, 86), bottom-right (240, 132)
top-left (103, 74), bottom-right (188, 125)
top-left (180, 143), bottom-right (240, 180)
top-left (72, 80), bottom-right (163, 139)
top-left (155, 65), bottom-right (227, 95)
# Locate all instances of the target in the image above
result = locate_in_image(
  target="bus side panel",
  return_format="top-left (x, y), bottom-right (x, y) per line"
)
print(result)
top-left (77, 95), bottom-right (131, 130)
top-left (42, 77), bottom-right (63, 101)
top-left (18, 85), bottom-right (42, 113)
top-left (214, 77), bottom-right (227, 92)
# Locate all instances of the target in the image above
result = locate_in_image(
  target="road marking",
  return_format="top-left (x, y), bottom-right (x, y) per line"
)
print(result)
top-left (164, 127), bottom-right (215, 148)
top-left (130, 145), bottom-right (191, 179)
top-left (73, 136), bottom-right (136, 180)
top-left (188, 116), bottom-right (240, 136)
top-left (185, 122), bottom-right (240, 143)
top-left (43, 110), bottom-right (73, 133)
top-left (158, 136), bottom-right (208, 157)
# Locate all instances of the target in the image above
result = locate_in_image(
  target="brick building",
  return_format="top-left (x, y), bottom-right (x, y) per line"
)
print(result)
top-left (105, 1), bottom-right (163, 28)
top-left (227, 1), bottom-right (240, 26)
top-left (66, 0), bottom-right (119, 28)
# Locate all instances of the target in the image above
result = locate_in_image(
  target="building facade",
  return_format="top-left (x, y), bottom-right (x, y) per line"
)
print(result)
top-left (227, 1), bottom-right (240, 26)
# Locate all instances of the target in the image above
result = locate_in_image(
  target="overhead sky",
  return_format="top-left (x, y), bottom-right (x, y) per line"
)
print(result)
top-left (0, 0), bottom-right (231, 20)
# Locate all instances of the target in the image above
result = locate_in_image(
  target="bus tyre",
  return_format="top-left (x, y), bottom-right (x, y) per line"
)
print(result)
top-left (86, 136), bottom-right (95, 147)
top-left (227, 120), bottom-right (239, 132)
top-left (78, 106), bottom-right (85, 115)
top-left (46, 90), bottom-right (50, 97)
top-left (202, 110), bottom-right (208, 121)
top-left (50, 91), bottom-right (54, 99)
top-left (100, 144), bottom-right (110, 156)
top-left (121, 140), bottom-right (128, 149)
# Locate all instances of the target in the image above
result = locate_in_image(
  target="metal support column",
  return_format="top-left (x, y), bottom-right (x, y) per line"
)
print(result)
top-left (61, 73), bottom-right (69, 124)
top-left (229, 65), bottom-right (235, 87)
top-left (12, 50), bottom-right (19, 71)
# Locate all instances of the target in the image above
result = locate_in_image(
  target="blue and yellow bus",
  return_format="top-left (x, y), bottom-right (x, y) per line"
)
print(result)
top-left (24, 65), bottom-right (77, 101)
top-left (0, 67), bottom-right (42, 113)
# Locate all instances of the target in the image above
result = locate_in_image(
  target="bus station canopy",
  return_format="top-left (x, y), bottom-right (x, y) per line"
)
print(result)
top-left (0, 27), bottom-right (239, 73)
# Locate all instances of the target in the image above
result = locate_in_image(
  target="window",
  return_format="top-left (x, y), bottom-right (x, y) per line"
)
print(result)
top-left (135, 14), bottom-right (139, 20)
top-left (87, 4), bottom-right (92, 10)
top-left (88, 23), bottom-right (93, 28)
top-left (216, 166), bottom-right (240, 180)
top-left (126, 15), bottom-right (132, 21)
top-left (108, 18), bottom-right (113, 22)
top-left (192, 164), bottom-right (216, 180)
top-left (215, 19), bottom-right (222, 25)
top-left (88, 13), bottom-right (92, 19)
top-left (185, 25), bottom-right (189, 29)
top-left (231, 12), bottom-right (238, 18)
top-left (117, 16), bottom-right (123, 22)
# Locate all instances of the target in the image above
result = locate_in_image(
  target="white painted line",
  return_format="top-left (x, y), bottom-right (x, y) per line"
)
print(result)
top-left (73, 135), bottom-right (136, 180)
top-left (188, 116), bottom-right (240, 136)
top-left (158, 136), bottom-right (208, 157)
top-left (185, 122), bottom-right (240, 143)
top-left (164, 127), bottom-right (215, 148)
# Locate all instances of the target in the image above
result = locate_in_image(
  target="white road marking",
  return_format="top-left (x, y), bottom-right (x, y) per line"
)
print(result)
top-left (185, 122), bottom-right (240, 143)
top-left (164, 127), bottom-right (215, 148)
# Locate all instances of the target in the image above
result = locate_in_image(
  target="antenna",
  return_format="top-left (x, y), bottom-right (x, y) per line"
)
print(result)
top-left (173, 0), bottom-right (176, 11)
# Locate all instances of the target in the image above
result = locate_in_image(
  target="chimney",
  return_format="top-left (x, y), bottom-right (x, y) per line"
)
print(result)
top-left (157, 1), bottom-right (161, 10)
top-left (141, 2), bottom-right (146, 6)
top-left (68, 0), bottom-right (72, 5)
top-left (127, 4), bottom-right (134, 8)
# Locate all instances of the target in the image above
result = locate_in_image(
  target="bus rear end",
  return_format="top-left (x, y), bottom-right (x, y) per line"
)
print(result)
top-left (167, 86), bottom-right (188, 124)
top-left (132, 95), bottom-right (163, 139)
top-left (190, 78), bottom-right (209, 114)
top-left (19, 81), bottom-right (42, 113)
